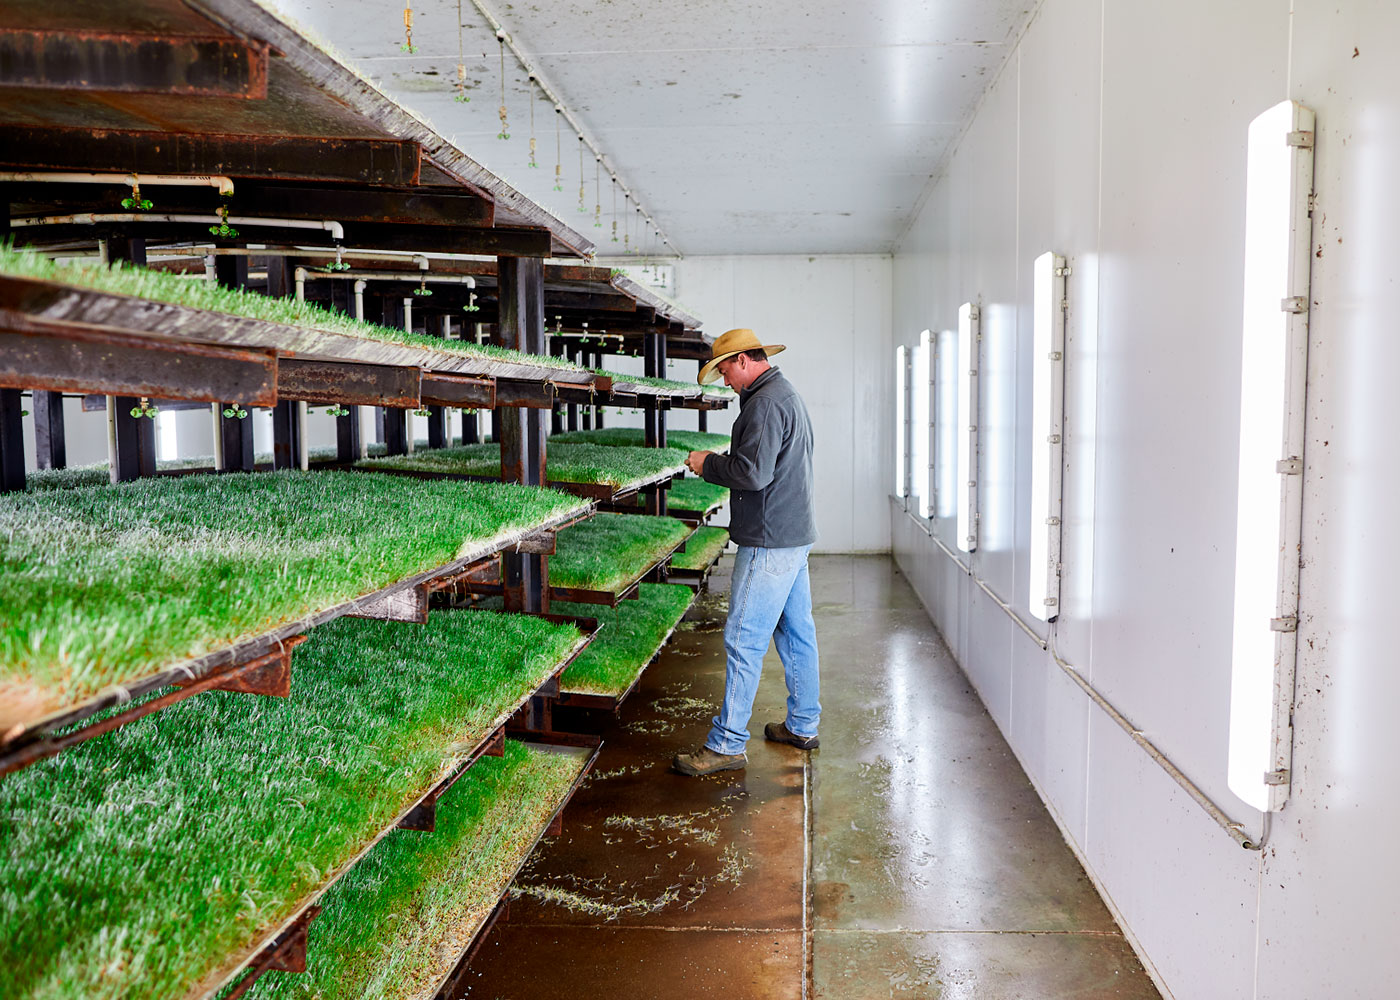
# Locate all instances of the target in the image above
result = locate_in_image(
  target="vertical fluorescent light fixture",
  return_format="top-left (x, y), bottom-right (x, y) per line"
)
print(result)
top-left (956, 303), bottom-right (980, 552)
top-left (911, 330), bottom-right (933, 518)
top-left (1228, 101), bottom-right (1315, 813)
top-left (935, 329), bottom-right (957, 518)
top-left (894, 345), bottom-right (907, 498)
top-left (1029, 253), bottom-right (1068, 621)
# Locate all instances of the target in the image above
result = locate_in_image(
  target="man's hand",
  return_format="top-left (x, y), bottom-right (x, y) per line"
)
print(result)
top-left (686, 450), bottom-right (713, 475)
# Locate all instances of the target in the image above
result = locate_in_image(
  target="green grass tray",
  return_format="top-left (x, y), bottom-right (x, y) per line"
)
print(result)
top-left (550, 427), bottom-right (731, 453)
top-left (548, 513), bottom-right (692, 599)
top-left (671, 527), bottom-right (731, 573)
top-left (356, 442), bottom-right (686, 496)
top-left (0, 610), bottom-right (583, 1000)
top-left (0, 470), bottom-right (587, 736)
top-left (554, 583), bottom-right (695, 699)
top-left (235, 739), bottom-right (590, 1000)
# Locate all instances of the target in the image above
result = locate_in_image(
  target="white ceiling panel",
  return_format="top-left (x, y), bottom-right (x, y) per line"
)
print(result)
top-left (266, 0), bottom-right (1036, 255)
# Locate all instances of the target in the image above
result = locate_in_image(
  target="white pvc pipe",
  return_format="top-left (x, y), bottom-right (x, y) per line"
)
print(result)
top-left (294, 267), bottom-right (307, 302)
top-left (297, 269), bottom-right (474, 287)
top-left (11, 213), bottom-right (344, 241)
top-left (353, 279), bottom-right (367, 321)
top-left (0, 171), bottom-right (235, 197)
top-left (154, 248), bottom-right (429, 269)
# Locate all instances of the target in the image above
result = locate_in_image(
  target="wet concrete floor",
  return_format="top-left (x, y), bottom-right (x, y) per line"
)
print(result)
top-left (462, 556), bottom-right (1162, 999)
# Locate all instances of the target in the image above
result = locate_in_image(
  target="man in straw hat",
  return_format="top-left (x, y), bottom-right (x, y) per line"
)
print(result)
top-left (673, 328), bottom-right (821, 776)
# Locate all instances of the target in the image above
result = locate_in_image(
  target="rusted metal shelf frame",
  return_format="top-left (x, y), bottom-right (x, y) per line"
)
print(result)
top-left (197, 628), bottom-right (598, 1000)
top-left (429, 740), bottom-right (603, 1000)
top-left (547, 530), bottom-right (692, 608)
top-left (0, 505), bottom-right (590, 775)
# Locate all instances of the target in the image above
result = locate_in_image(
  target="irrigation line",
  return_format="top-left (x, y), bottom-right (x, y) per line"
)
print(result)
top-left (897, 502), bottom-right (1263, 851)
top-left (464, 0), bottom-right (680, 258)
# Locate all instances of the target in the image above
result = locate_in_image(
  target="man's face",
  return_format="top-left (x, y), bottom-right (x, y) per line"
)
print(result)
top-left (717, 355), bottom-right (745, 390)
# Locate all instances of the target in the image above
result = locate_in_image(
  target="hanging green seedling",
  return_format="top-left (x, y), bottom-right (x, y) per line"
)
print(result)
top-left (413, 276), bottom-right (432, 297)
top-left (222, 405), bottom-right (249, 419)
top-left (413, 407), bottom-right (431, 417)
top-left (128, 397), bottom-right (159, 419)
top-left (325, 405), bottom-right (350, 418)
top-left (208, 203), bottom-right (238, 239)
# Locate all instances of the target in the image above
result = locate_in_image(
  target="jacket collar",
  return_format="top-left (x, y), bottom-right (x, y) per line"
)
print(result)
top-left (739, 366), bottom-right (781, 405)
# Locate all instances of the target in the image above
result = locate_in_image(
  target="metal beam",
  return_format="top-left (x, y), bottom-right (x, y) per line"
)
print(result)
top-left (0, 29), bottom-right (270, 98)
top-left (419, 373), bottom-right (495, 409)
top-left (0, 316), bottom-right (278, 407)
top-left (0, 127), bottom-right (421, 187)
top-left (276, 358), bottom-right (421, 408)
top-left (233, 182), bottom-right (493, 228)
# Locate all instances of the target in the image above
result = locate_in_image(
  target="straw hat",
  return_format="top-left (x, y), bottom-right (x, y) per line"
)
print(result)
top-left (697, 328), bottom-right (786, 385)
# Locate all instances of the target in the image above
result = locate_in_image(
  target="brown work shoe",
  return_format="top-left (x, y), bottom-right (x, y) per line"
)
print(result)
top-left (672, 745), bottom-right (747, 776)
top-left (765, 721), bottom-right (819, 750)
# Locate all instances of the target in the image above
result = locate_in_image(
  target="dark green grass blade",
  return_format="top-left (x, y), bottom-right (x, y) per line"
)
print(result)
top-left (0, 470), bottom-right (586, 729)
top-left (632, 476), bottom-right (729, 515)
top-left (235, 740), bottom-right (586, 1000)
top-left (0, 610), bottom-right (581, 1000)
top-left (554, 583), bottom-right (695, 696)
top-left (671, 527), bottom-right (731, 572)
top-left (357, 442), bottom-right (686, 491)
top-left (549, 427), bottom-right (731, 453)
top-left (548, 513), bottom-right (692, 594)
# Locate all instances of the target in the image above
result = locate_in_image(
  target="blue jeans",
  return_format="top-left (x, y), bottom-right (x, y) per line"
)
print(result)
top-left (706, 544), bottom-right (821, 755)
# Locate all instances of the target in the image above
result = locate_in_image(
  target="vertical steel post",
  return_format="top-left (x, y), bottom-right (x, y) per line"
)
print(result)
top-left (0, 389), bottom-right (25, 492)
top-left (265, 256), bottom-right (306, 470)
top-left (592, 350), bottom-right (605, 428)
top-left (642, 327), bottom-right (669, 516)
top-left (697, 359), bottom-right (709, 431)
top-left (33, 390), bottom-right (65, 470)
top-left (213, 253), bottom-right (254, 472)
top-left (498, 256), bottom-right (549, 614)
top-left (106, 238), bottom-right (156, 483)
top-left (427, 314), bottom-right (448, 448)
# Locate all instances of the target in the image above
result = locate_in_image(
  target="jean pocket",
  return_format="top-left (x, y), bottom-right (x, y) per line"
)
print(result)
top-left (762, 547), bottom-right (800, 577)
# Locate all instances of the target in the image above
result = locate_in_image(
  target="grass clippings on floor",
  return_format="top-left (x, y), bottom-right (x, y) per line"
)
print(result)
top-left (549, 513), bottom-right (692, 595)
top-left (554, 583), bottom-right (695, 696)
top-left (0, 470), bottom-right (587, 730)
top-left (0, 245), bottom-right (580, 373)
top-left (236, 739), bottom-right (586, 1000)
top-left (357, 442), bottom-right (686, 492)
top-left (0, 610), bottom-right (582, 1000)
top-left (671, 527), bottom-right (731, 572)
top-left (550, 427), bottom-right (732, 453)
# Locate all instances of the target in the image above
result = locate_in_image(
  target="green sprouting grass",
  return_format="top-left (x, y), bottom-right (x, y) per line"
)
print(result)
top-left (357, 442), bottom-right (686, 491)
top-left (549, 513), bottom-right (692, 595)
top-left (0, 611), bottom-right (582, 1000)
top-left (0, 470), bottom-right (587, 730)
top-left (237, 739), bottom-right (584, 1000)
top-left (550, 427), bottom-right (732, 453)
top-left (671, 527), bottom-right (731, 572)
top-left (635, 477), bottom-right (729, 516)
top-left (554, 583), bottom-right (695, 696)
top-left (0, 245), bottom-right (581, 372)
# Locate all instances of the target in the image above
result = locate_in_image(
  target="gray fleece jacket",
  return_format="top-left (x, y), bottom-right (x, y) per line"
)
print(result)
top-left (701, 367), bottom-right (817, 548)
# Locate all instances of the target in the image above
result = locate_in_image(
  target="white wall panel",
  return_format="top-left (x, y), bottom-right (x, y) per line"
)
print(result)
top-left (677, 254), bottom-right (893, 554)
top-left (890, 0), bottom-right (1400, 995)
